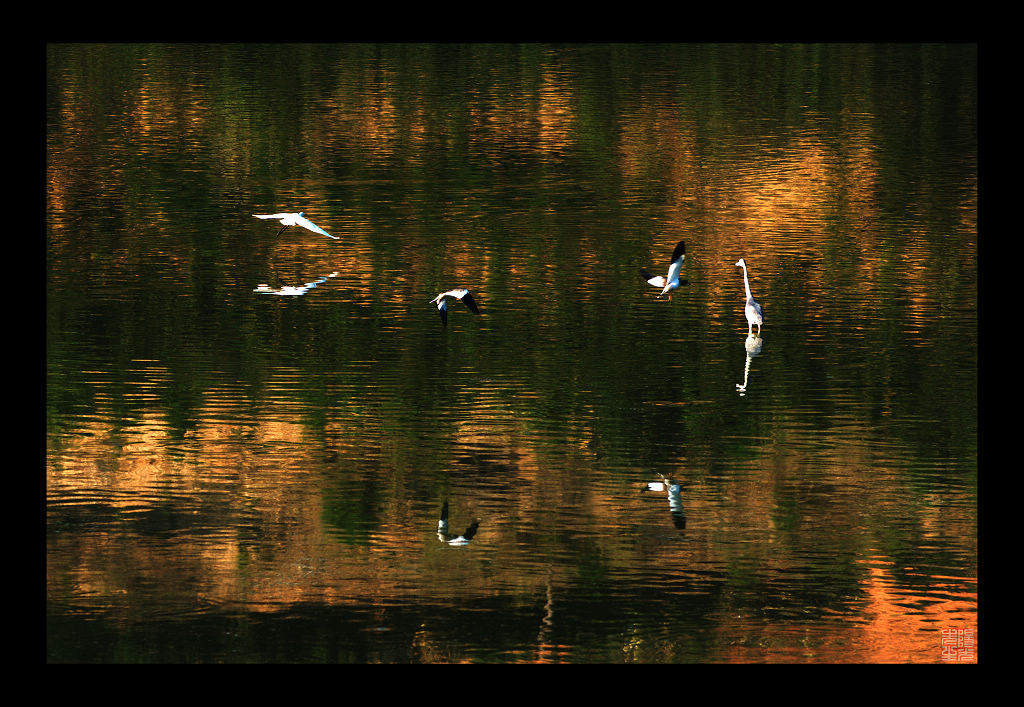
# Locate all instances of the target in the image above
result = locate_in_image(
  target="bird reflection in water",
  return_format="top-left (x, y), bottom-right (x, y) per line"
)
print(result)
top-left (253, 272), bottom-right (339, 296)
top-left (437, 500), bottom-right (480, 546)
top-left (642, 478), bottom-right (686, 530)
top-left (736, 334), bottom-right (764, 395)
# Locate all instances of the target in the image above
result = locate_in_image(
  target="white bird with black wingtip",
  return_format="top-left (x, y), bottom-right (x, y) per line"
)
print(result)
top-left (641, 240), bottom-right (688, 297)
top-left (430, 288), bottom-right (480, 326)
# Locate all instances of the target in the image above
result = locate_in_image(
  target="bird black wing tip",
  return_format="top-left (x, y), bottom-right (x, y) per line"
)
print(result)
top-left (461, 291), bottom-right (480, 314)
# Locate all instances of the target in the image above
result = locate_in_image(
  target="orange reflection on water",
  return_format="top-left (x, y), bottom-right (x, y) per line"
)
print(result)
top-left (855, 556), bottom-right (977, 663)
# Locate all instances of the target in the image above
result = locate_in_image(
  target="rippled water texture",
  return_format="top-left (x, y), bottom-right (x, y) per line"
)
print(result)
top-left (46, 43), bottom-right (977, 663)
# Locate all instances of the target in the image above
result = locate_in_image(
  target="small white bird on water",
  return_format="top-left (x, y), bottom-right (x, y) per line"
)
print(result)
top-left (640, 240), bottom-right (688, 297)
top-left (252, 212), bottom-right (339, 239)
top-left (735, 258), bottom-right (764, 336)
top-left (430, 288), bottom-right (480, 326)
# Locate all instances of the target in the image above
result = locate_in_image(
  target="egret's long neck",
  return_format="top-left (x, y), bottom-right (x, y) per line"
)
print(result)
top-left (741, 265), bottom-right (753, 301)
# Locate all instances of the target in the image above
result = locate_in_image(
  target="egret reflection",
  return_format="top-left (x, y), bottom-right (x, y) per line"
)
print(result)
top-left (736, 334), bottom-right (763, 395)
top-left (253, 272), bottom-right (339, 296)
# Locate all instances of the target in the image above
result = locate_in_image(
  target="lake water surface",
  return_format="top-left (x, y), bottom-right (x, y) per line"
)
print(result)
top-left (46, 43), bottom-right (977, 663)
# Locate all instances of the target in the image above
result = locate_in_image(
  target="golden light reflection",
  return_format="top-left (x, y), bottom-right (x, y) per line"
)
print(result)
top-left (856, 557), bottom-right (977, 663)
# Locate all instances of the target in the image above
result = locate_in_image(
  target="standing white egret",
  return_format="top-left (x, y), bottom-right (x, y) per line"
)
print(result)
top-left (252, 212), bottom-right (339, 239)
top-left (430, 288), bottom-right (480, 326)
top-left (640, 240), bottom-right (688, 297)
top-left (735, 258), bottom-right (763, 336)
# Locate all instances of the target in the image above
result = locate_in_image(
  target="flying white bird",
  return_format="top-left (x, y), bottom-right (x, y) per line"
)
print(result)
top-left (252, 212), bottom-right (338, 239)
top-left (437, 500), bottom-right (480, 546)
top-left (430, 288), bottom-right (480, 326)
top-left (735, 258), bottom-right (764, 336)
top-left (640, 240), bottom-right (688, 297)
